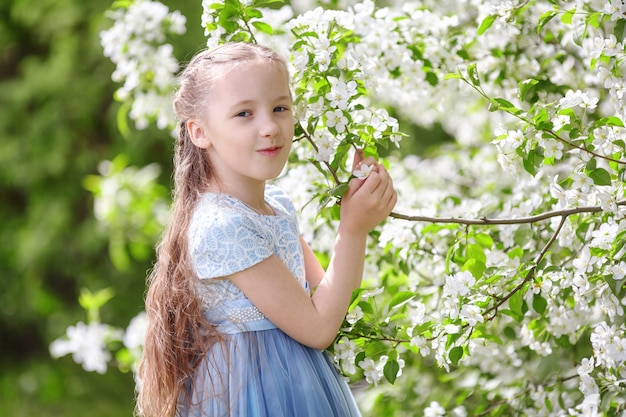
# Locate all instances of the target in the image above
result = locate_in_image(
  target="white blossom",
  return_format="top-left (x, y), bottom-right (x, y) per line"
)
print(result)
top-left (358, 356), bottom-right (387, 386)
top-left (424, 401), bottom-right (446, 417)
top-left (50, 322), bottom-right (122, 374)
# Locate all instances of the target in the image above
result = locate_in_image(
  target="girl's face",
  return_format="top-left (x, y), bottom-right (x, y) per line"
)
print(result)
top-left (188, 60), bottom-right (294, 190)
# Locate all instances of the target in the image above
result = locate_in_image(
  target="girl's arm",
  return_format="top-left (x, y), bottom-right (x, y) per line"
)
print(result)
top-left (300, 237), bottom-right (324, 290)
top-left (229, 159), bottom-right (396, 349)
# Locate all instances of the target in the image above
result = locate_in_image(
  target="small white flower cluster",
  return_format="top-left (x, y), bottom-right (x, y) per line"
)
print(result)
top-left (100, 0), bottom-right (186, 130)
top-left (50, 321), bottom-right (121, 374)
top-left (285, 2), bottom-right (403, 163)
top-left (50, 312), bottom-right (146, 374)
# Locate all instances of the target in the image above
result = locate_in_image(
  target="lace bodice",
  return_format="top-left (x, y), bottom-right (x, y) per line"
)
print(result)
top-left (188, 185), bottom-right (308, 331)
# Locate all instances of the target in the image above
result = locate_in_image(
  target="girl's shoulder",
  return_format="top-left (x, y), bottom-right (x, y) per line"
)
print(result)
top-left (265, 184), bottom-right (296, 217)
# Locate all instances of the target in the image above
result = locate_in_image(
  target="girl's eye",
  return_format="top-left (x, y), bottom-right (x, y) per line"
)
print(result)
top-left (236, 111), bottom-right (251, 117)
top-left (274, 106), bottom-right (289, 113)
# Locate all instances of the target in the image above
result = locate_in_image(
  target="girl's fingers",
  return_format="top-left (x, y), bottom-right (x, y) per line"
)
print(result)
top-left (351, 149), bottom-right (364, 172)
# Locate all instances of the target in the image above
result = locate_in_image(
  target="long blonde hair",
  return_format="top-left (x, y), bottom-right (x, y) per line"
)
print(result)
top-left (136, 42), bottom-right (289, 417)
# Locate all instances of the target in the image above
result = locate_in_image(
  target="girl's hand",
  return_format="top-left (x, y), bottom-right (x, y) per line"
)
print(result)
top-left (339, 149), bottom-right (397, 236)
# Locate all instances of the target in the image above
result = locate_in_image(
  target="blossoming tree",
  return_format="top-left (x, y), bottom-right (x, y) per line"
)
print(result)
top-left (52, 0), bottom-right (626, 415)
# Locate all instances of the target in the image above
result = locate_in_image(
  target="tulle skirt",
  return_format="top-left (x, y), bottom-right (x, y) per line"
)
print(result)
top-left (178, 328), bottom-right (361, 417)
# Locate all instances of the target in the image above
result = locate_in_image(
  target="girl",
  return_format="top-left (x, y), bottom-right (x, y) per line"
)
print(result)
top-left (137, 42), bottom-right (397, 417)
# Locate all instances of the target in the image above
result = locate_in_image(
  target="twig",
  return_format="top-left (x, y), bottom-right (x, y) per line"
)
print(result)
top-left (389, 200), bottom-right (625, 225)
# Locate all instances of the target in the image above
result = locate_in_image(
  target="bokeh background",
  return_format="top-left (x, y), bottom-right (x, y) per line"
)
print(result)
top-left (1, 1), bottom-right (205, 415)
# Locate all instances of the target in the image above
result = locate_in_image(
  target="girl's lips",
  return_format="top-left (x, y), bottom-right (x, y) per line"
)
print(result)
top-left (257, 146), bottom-right (283, 156)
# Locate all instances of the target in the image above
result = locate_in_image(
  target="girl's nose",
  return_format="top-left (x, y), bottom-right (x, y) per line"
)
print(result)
top-left (259, 115), bottom-right (279, 137)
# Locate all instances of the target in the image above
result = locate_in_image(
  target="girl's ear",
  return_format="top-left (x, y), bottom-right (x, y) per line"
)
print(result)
top-left (187, 119), bottom-right (211, 149)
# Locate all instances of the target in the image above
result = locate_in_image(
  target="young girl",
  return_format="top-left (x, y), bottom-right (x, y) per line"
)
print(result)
top-left (137, 42), bottom-right (397, 417)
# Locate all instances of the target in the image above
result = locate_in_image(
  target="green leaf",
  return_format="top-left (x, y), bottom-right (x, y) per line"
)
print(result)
top-left (522, 148), bottom-right (541, 176)
top-left (245, 8), bottom-right (263, 19)
top-left (78, 287), bottom-right (116, 323)
top-left (477, 15), bottom-right (496, 35)
top-left (115, 100), bottom-right (131, 138)
top-left (519, 78), bottom-right (539, 102)
top-left (443, 72), bottom-right (463, 80)
top-left (251, 21), bottom-right (273, 35)
top-left (254, 0), bottom-right (286, 7)
top-left (554, 335), bottom-right (573, 348)
top-left (383, 359), bottom-right (400, 384)
top-left (449, 346), bottom-right (463, 366)
top-left (467, 63), bottom-right (480, 86)
top-left (463, 258), bottom-right (486, 279)
top-left (594, 116), bottom-right (625, 128)
top-left (503, 326), bottom-right (517, 339)
top-left (425, 71), bottom-right (438, 86)
top-left (493, 97), bottom-right (517, 111)
top-left (474, 233), bottom-right (494, 249)
top-left (537, 10), bottom-right (557, 33)
top-left (616, 19), bottom-right (626, 41)
top-left (388, 291), bottom-right (415, 310)
top-left (329, 183), bottom-right (349, 198)
top-left (560, 8), bottom-right (575, 25)
top-left (532, 294), bottom-right (547, 314)
top-left (508, 289), bottom-right (525, 320)
top-left (467, 243), bottom-right (487, 264)
top-left (588, 12), bottom-right (603, 29)
top-left (357, 300), bottom-right (374, 314)
top-left (588, 168), bottom-right (612, 186)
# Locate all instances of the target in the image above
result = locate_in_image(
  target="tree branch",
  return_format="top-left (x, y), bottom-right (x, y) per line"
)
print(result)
top-left (389, 200), bottom-right (626, 225)
top-left (483, 215), bottom-right (567, 321)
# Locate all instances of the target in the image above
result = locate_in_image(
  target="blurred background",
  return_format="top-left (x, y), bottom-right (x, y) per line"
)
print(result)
top-left (0, 1), bottom-right (207, 415)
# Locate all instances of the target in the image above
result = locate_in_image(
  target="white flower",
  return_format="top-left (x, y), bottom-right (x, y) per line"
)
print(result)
top-left (424, 401), bottom-right (446, 417)
top-left (552, 114), bottom-right (570, 131)
top-left (443, 271), bottom-right (475, 298)
top-left (460, 304), bottom-right (484, 326)
top-left (602, 34), bottom-right (622, 57)
top-left (577, 357), bottom-right (595, 376)
top-left (311, 36), bottom-right (336, 71)
top-left (358, 356), bottom-right (387, 386)
top-left (571, 172), bottom-right (594, 193)
top-left (353, 163), bottom-right (374, 180)
top-left (580, 93), bottom-right (599, 110)
top-left (408, 302), bottom-right (427, 326)
top-left (559, 89), bottom-right (584, 109)
top-left (362, 287), bottom-right (384, 300)
top-left (334, 337), bottom-right (357, 375)
top-left (539, 138), bottom-right (564, 159)
top-left (589, 222), bottom-right (618, 250)
top-left (444, 324), bottom-right (461, 334)
top-left (50, 321), bottom-right (122, 374)
top-left (605, 0), bottom-right (626, 21)
top-left (611, 261), bottom-right (626, 281)
top-left (313, 131), bottom-right (336, 162)
top-left (99, 0), bottom-right (185, 130)
top-left (325, 77), bottom-right (358, 110)
top-left (346, 305), bottom-right (364, 324)
top-left (410, 335), bottom-right (431, 357)
top-left (573, 246), bottom-right (598, 276)
top-left (558, 90), bottom-right (597, 110)
top-left (123, 311), bottom-right (147, 350)
top-left (325, 109), bottom-right (349, 133)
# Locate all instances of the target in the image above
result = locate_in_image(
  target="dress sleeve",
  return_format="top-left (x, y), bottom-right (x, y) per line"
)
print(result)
top-left (189, 206), bottom-right (273, 279)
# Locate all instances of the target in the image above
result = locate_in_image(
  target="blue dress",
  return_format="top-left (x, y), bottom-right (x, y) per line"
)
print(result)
top-left (180, 185), bottom-right (361, 417)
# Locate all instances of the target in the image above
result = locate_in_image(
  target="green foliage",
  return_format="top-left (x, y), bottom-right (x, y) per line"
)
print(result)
top-left (0, 0), bottom-right (204, 414)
